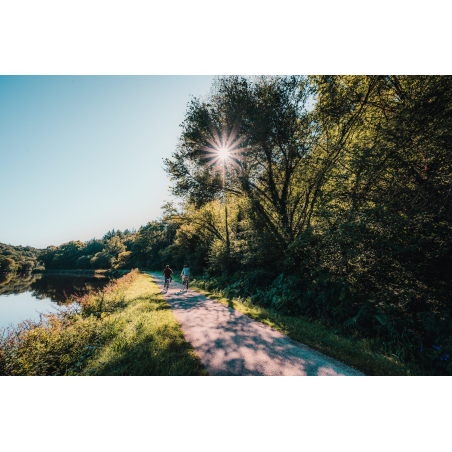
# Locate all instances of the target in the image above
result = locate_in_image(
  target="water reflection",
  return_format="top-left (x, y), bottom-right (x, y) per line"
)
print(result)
top-left (0, 273), bottom-right (111, 304)
top-left (0, 273), bottom-right (113, 331)
top-left (0, 272), bottom-right (41, 297)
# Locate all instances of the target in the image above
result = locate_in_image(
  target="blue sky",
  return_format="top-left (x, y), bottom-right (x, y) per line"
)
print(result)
top-left (0, 76), bottom-right (215, 249)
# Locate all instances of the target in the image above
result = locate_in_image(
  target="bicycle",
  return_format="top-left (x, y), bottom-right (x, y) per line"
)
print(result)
top-left (182, 276), bottom-right (189, 291)
top-left (164, 278), bottom-right (171, 291)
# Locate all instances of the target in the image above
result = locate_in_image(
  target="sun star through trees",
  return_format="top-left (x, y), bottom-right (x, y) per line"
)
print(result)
top-left (201, 125), bottom-right (247, 175)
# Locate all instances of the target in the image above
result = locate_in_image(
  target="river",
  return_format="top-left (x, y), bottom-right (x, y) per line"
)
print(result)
top-left (0, 273), bottom-right (112, 332)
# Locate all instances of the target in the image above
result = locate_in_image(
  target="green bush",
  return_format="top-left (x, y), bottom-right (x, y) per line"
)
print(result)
top-left (0, 270), bottom-right (140, 376)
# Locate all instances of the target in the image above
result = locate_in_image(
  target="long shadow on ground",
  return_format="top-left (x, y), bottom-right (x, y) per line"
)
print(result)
top-left (150, 273), bottom-right (364, 376)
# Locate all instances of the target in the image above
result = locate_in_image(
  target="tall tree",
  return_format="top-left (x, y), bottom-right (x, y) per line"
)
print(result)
top-left (165, 76), bottom-right (316, 256)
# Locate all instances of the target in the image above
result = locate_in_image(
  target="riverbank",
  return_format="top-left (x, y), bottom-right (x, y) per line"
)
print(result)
top-left (33, 269), bottom-right (131, 278)
top-left (0, 271), bottom-right (206, 376)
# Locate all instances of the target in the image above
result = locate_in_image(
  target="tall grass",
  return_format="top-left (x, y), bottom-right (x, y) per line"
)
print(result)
top-left (81, 274), bottom-right (206, 376)
top-left (0, 271), bottom-right (206, 376)
top-left (0, 270), bottom-right (139, 376)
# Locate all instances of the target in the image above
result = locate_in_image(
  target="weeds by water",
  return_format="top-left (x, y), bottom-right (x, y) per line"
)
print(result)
top-left (0, 271), bottom-right (206, 376)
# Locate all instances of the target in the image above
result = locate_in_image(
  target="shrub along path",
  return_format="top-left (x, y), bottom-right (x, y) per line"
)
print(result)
top-left (149, 273), bottom-right (364, 376)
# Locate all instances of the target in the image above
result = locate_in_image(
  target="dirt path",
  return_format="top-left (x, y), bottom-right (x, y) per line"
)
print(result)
top-left (149, 273), bottom-right (364, 376)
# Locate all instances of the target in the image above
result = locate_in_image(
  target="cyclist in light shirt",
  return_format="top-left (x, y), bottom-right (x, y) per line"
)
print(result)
top-left (181, 265), bottom-right (190, 288)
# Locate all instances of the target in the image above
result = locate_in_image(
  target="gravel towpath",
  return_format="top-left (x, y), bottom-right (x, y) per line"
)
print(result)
top-left (149, 273), bottom-right (364, 376)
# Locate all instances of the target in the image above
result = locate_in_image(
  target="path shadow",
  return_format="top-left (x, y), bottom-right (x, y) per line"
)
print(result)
top-left (148, 273), bottom-right (364, 376)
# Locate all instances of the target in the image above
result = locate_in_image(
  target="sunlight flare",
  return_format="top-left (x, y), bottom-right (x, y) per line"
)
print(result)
top-left (201, 125), bottom-right (246, 175)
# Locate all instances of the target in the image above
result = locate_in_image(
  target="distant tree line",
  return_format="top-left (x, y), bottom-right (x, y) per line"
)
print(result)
top-left (37, 221), bottom-right (201, 273)
top-left (0, 243), bottom-right (42, 274)
top-left (35, 220), bottom-right (189, 271)
top-left (38, 229), bottom-right (137, 271)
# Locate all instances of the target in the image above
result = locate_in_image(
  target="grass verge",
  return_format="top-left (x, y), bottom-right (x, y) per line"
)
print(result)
top-left (0, 271), bottom-right (206, 376)
top-left (82, 273), bottom-right (206, 376)
top-left (175, 276), bottom-right (421, 376)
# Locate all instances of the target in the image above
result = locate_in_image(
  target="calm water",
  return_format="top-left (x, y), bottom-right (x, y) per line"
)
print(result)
top-left (0, 273), bottom-right (112, 332)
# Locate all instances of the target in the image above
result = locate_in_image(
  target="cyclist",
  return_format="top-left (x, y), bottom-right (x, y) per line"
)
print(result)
top-left (163, 265), bottom-right (173, 289)
top-left (180, 264), bottom-right (190, 289)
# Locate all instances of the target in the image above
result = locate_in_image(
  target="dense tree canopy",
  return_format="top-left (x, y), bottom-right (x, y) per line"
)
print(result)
top-left (161, 75), bottom-right (452, 374)
top-left (37, 229), bottom-right (137, 271)
top-left (0, 243), bottom-right (42, 273)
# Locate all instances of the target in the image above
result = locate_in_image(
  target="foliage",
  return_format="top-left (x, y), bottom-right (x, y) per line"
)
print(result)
top-left (0, 242), bottom-right (42, 273)
top-left (38, 229), bottom-right (138, 271)
top-left (159, 75), bottom-right (452, 374)
top-left (187, 277), bottom-right (417, 376)
top-left (0, 271), bottom-right (206, 376)
top-left (0, 270), bottom-right (139, 375)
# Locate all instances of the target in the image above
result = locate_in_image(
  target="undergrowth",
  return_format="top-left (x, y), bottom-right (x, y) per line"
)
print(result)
top-left (188, 275), bottom-right (430, 376)
top-left (0, 271), bottom-right (206, 376)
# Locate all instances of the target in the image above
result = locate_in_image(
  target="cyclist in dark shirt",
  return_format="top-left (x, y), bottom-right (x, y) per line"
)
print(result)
top-left (163, 265), bottom-right (173, 286)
